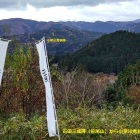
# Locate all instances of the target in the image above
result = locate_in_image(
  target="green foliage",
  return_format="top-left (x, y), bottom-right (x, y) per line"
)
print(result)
top-left (59, 31), bottom-right (140, 74)
top-left (0, 45), bottom-right (61, 116)
top-left (58, 53), bottom-right (75, 72)
top-left (0, 106), bottom-right (140, 140)
top-left (50, 66), bottom-right (62, 81)
top-left (0, 43), bottom-right (140, 140)
top-left (0, 113), bottom-right (47, 140)
top-left (59, 106), bottom-right (140, 140)
top-left (103, 85), bottom-right (128, 109)
top-left (117, 60), bottom-right (140, 88)
top-left (103, 85), bottom-right (117, 104)
top-left (103, 60), bottom-right (140, 108)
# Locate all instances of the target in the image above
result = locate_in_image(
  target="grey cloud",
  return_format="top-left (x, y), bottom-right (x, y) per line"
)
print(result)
top-left (0, 0), bottom-right (27, 10)
top-left (0, 0), bottom-right (133, 9)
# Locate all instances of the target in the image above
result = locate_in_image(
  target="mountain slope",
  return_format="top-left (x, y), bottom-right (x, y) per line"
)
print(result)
top-left (59, 31), bottom-right (140, 73)
top-left (10, 27), bottom-right (103, 55)
top-left (61, 21), bottom-right (119, 33)
top-left (0, 18), bottom-right (140, 36)
top-left (0, 18), bottom-right (67, 36)
top-left (60, 20), bottom-right (140, 33)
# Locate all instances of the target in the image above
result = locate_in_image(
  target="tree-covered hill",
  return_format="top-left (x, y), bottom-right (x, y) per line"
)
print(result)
top-left (0, 42), bottom-right (139, 140)
top-left (1, 18), bottom-right (140, 36)
top-left (59, 31), bottom-right (140, 74)
top-left (8, 28), bottom-right (103, 55)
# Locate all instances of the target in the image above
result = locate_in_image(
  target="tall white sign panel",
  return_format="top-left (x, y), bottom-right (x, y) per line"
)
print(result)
top-left (36, 37), bottom-right (59, 138)
top-left (0, 38), bottom-right (10, 86)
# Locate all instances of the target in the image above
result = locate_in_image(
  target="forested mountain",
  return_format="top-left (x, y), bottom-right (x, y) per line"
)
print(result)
top-left (61, 21), bottom-right (140, 33)
top-left (9, 28), bottom-right (103, 54)
top-left (0, 18), bottom-right (67, 36)
top-left (1, 18), bottom-right (140, 55)
top-left (0, 18), bottom-right (140, 36)
top-left (59, 31), bottom-right (140, 74)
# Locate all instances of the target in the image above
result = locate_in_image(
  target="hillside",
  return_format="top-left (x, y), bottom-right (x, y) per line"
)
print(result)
top-left (61, 21), bottom-right (140, 33)
top-left (0, 18), bottom-right (67, 36)
top-left (9, 28), bottom-right (103, 55)
top-left (0, 18), bottom-right (140, 36)
top-left (59, 31), bottom-right (140, 73)
top-left (0, 36), bottom-right (139, 140)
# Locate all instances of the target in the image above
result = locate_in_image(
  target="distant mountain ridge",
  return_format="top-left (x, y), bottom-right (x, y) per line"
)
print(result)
top-left (132, 19), bottom-right (140, 23)
top-left (1, 18), bottom-right (140, 55)
top-left (61, 21), bottom-right (140, 33)
top-left (0, 18), bottom-right (140, 36)
top-left (0, 18), bottom-right (67, 36)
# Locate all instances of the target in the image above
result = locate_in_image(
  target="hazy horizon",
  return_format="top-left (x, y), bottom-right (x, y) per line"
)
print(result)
top-left (0, 17), bottom-right (139, 23)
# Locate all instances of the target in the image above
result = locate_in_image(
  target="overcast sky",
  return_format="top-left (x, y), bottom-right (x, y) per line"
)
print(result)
top-left (0, 0), bottom-right (140, 22)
